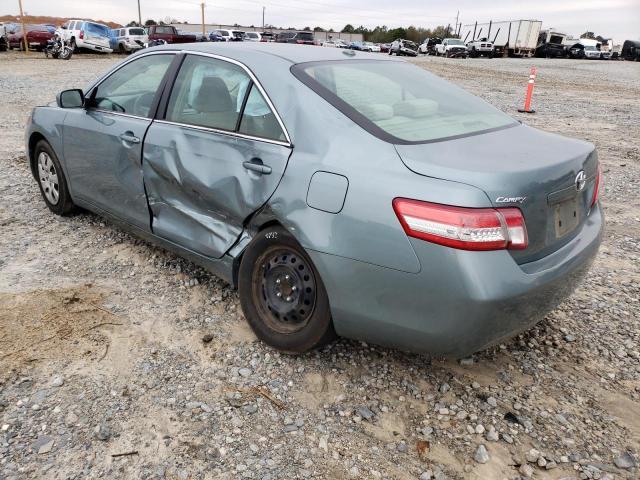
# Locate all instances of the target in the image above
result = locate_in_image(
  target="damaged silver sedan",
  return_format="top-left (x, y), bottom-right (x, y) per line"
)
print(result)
top-left (26, 43), bottom-right (602, 357)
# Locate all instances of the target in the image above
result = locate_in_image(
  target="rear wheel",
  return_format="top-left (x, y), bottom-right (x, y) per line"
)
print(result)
top-left (33, 140), bottom-right (76, 215)
top-left (239, 227), bottom-right (336, 353)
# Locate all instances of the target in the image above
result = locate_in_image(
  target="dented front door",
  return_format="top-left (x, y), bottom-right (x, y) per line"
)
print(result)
top-left (142, 123), bottom-right (291, 258)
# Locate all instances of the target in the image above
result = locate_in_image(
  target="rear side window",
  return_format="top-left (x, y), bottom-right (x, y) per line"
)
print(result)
top-left (167, 55), bottom-right (250, 131)
top-left (166, 55), bottom-right (286, 141)
top-left (292, 60), bottom-right (517, 144)
top-left (239, 85), bottom-right (286, 141)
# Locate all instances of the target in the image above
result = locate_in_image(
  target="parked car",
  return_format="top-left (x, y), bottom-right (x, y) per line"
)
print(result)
top-left (321, 39), bottom-right (339, 47)
top-left (244, 32), bottom-right (261, 42)
top-left (60, 19), bottom-right (112, 53)
top-left (466, 37), bottom-right (494, 57)
top-left (260, 32), bottom-right (275, 42)
top-left (621, 39), bottom-right (640, 61)
top-left (231, 30), bottom-right (245, 41)
top-left (348, 41), bottom-right (366, 51)
top-left (276, 31), bottom-right (314, 45)
top-left (435, 38), bottom-right (468, 58)
top-left (212, 29), bottom-right (233, 41)
top-left (7, 24), bottom-right (55, 51)
top-left (379, 43), bottom-right (390, 53)
top-left (418, 37), bottom-right (441, 55)
top-left (147, 25), bottom-right (196, 44)
top-left (185, 30), bottom-right (208, 42)
top-left (365, 42), bottom-right (381, 52)
top-left (207, 31), bottom-right (224, 42)
top-left (26, 43), bottom-right (603, 358)
top-left (535, 29), bottom-right (567, 58)
top-left (390, 38), bottom-right (418, 56)
top-left (110, 26), bottom-right (148, 53)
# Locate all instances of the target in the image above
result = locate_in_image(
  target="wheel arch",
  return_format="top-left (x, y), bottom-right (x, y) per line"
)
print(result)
top-left (28, 131), bottom-right (48, 178)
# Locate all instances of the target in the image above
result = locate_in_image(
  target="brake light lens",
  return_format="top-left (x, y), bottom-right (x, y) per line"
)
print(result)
top-left (591, 164), bottom-right (602, 208)
top-left (393, 199), bottom-right (528, 251)
top-left (79, 30), bottom-right (84, 39)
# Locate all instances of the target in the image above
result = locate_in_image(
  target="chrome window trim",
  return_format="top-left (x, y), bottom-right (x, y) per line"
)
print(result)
top-left (155, 119), bottom-right (292, 148)
top-left (84, 49), bottom-right (292, 146)
top-left (85, 50), bottom-right (177, 95)
top-left (169, 50), bottom-right (292, 146)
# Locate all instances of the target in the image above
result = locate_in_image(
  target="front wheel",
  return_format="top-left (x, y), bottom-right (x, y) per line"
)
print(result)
top-left (238, 227), bottom-right (336, 353)
top-left (33, 140), bottom-right (76, 215)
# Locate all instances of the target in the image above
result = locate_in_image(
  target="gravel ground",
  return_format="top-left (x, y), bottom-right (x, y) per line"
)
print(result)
top-left (0, 51), bottom-right (639, 480)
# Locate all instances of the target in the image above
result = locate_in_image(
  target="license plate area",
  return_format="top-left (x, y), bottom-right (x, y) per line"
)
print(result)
top-left (553, 197), bottom-right (579, 238)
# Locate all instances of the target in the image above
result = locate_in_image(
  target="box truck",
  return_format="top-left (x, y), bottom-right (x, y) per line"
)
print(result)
top-left (460, 20), bottom-right (542, 57)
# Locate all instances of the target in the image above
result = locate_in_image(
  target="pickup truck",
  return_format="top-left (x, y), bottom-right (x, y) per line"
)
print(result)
top-left (147, 25), bottom-right (196, 44)
top-left (435, 38), bottom-right (468, 58)
top-left (466, 37), bottom-right (494, 57)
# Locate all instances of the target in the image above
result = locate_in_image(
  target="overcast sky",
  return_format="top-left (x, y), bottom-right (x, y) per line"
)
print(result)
top-left (14, 0), bottom-right (640, 41)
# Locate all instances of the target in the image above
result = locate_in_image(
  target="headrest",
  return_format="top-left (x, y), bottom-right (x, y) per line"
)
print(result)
top-left (192, 76), bottom-right (233, 113)
top-left (393, 98), bottom-right (438, 118)
top-left (356, 103), bottom-right (394, 121)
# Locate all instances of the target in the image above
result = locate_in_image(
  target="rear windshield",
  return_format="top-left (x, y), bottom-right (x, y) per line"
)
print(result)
top-left (128, 28), bottom-right (145, 35)
top-left (297, 32), bottom-right (313, 41)
top-left (86, 23), bottom-right (110, 37)
top-left (292, 60), bottom-right (517, 144)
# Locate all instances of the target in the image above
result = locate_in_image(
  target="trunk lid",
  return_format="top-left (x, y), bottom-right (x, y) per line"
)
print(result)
top-left (394, 124), bottom-right (598, 264)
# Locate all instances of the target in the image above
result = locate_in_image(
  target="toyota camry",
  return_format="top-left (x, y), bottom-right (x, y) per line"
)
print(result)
top-left (25, 43), bottom-right (603, 357)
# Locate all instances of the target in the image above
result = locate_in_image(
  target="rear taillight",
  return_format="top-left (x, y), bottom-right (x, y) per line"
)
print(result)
top-left (591, 164), bottom-right (602, 208)
top-left (392, 199), bottom-right (528, 251)
top-left (79, 30), bottom-right (84, 39)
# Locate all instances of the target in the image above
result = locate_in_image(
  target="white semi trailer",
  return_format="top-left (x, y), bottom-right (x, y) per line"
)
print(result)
top-left (460, 20), bottom-right (542, 57)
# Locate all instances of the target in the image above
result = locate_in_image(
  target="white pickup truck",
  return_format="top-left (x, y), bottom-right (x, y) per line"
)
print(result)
top-left (435, 38), bottom-right (468, 58)
top-left (466, 37), bottom-right (494, 57)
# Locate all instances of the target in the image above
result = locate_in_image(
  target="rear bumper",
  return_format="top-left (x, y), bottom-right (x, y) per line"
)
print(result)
top-left (309, 204), bottom-right (603, 358)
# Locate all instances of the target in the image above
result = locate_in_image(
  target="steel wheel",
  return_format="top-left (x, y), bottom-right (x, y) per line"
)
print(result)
top-left (253, 247), bottom-right (317, 334)
top-left (37, 151), bottom-right (59, 205)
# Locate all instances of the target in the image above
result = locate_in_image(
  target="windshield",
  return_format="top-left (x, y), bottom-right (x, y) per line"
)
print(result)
top-left (128, 28), bottom-right (145, 35)
top-left (298, 32), bottom-right (314, 40)
top-left (293, 60), bottom-right (517, 144)
top-left (447, 39), bottom-right (464, 45)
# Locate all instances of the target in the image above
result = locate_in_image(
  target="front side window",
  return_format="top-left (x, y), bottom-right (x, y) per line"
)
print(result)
top-left (92, 54), bottom-right (174, 117)
top-left (293, 60), bottom-right (517, 143)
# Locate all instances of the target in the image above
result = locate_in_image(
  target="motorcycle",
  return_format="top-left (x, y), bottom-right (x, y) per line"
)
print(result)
top-left (44, 33), bottom-right (73, 60)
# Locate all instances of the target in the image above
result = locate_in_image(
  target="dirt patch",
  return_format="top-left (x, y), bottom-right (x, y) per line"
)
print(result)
top-left (0, 284), bottom-right (122, 381)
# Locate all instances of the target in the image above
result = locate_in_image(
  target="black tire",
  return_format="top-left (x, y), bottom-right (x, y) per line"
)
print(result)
top-left (70, 38), bottom-right (77, 53)
top-left (33, 140), bottom-right (76, 215)
top-left (238, 227), bottom-right (336, 353)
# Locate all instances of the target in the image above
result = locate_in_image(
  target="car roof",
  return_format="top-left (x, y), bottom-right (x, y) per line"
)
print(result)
top-left (150, 42), bottom-right (397, 64)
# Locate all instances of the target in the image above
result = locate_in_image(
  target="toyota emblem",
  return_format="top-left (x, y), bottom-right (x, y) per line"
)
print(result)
top-left (575, 171), bottom-right (586, 192)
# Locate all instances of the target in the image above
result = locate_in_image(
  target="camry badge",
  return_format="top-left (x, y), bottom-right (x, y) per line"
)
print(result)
top-left (495, 196), bottom-right (526, 204)
top-left (575, 171), bottom-right (586, 191)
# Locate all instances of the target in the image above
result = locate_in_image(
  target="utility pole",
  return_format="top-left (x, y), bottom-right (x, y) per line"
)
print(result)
top-left (17, 0), bottom-right (28, 54)
top-left (200, 2), bottom-right (205, 37)
top-left (455, 10), bottom-right (459, 37)
top-left (137, 0), bottom-right (142, 26)
top-left (262, 6), bottom-right (265, 30)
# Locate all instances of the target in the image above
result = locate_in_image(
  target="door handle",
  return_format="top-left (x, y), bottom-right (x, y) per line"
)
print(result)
top-left (243, 158), bottom-right (272, 175)
top-left (119, 132), bottom-right (140, 144)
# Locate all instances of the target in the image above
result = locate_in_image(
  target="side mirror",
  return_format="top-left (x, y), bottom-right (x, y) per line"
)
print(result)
top-left (57, 89), bottom-right (84, 108)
